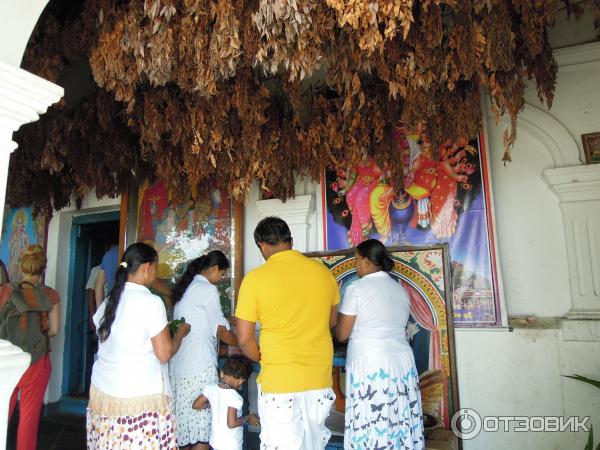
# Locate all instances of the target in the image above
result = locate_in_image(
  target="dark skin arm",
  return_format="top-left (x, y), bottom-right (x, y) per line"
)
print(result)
top-left (217, 324), bottom-right (238, 346)
top-left (94, 270), bottom-right (106, 307)
top-left (86, 289), bottom-right (97, 331)
top-left (235, 318), bottom-right (261, 362)
top-left (151, 323), bottom-right (191, 363)
top-left (329, 304), bottom-right (338, 328)
top-left (227, 408), bottom-right (260, 428)
top-left (335, 313), bottom-right (357, 342)
top-left (192, 394), bottom-right (209, 410)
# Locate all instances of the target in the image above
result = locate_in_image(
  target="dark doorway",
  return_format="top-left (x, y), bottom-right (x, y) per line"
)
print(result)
top-left (61, 211), bottom-right (119, 414)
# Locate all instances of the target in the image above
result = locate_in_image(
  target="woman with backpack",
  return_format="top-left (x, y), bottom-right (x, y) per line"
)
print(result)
top-left (87, 242), bottom-right (191, 450)
top-left (0, 245), bottom-right (60, 450)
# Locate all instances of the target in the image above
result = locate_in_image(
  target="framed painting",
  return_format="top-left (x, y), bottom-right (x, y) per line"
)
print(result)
top-left (306, 244), bottom-right (459, 430)
top-left (0, 207), bottom-right (48, 283)
top-left (323, 127), bottom-right (503, 327)
top-left (121, 178), bottom-right (244, 317)
top-left (582, 132), bottom-right (600, 164)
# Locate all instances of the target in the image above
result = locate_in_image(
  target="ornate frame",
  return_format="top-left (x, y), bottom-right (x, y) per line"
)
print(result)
top-left (306, 244), bottom-right (459, 430)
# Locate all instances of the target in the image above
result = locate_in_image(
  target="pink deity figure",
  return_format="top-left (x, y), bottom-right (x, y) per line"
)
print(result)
top-left (345, 160), bottom-right (383, 246)
top-left (429, 139), bottom-right (469, 239)
top-left (345, 160), bottom-right (396, 246)
top-left (8, 209), bottom-right (30, 282)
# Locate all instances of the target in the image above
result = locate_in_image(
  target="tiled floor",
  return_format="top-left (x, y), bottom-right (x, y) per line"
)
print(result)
top-left (7, 412), bottom-right (86, 450)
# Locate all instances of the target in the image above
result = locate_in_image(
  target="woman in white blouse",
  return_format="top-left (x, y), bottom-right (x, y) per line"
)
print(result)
top-left (336, 239), bottom-right (424, 450)
top-left (87, 242), bottom-right (190, 450)
top-left (170, 250), bottom-right (238, 450)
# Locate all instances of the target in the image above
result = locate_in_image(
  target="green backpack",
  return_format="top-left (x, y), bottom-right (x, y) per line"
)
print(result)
top-left (0, 282), bottom-right (53, 365)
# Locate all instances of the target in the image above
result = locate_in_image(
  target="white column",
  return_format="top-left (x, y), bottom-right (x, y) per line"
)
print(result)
top-left (0, 59), bottom-right (62, 450)
top-left (0, 342), bottom-right (30, 449)
top-left (544, 164), bottom-right (600, 318)
top-left (0, 59), bottom-right (63, 234)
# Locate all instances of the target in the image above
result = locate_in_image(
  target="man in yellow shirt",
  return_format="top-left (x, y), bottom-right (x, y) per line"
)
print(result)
top-left (235, 216), bottom-right (340, 449)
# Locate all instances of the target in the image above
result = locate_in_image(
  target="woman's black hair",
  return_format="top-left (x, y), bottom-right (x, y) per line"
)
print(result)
top-left (222, 355), bottom-right (254, 380)
top-left (97, 242), bottom-right (158, 342)
top-left (356, 239), bottom-right (394, 272)
top-left (171, 250), bottom-right (230, 304)
top-left (253, 216), bottom-right (292, 246)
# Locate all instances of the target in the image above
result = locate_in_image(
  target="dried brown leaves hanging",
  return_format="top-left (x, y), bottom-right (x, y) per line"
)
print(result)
top-left (254, 0), bottom-right (326, 81)
top-left (10, 0), bottom-right (600, 211)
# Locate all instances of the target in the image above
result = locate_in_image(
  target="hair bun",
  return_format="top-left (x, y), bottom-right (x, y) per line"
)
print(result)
top-left (23, 245), bottom-right (44, 256)
top-left (382, 256), bottom-right (394, 272)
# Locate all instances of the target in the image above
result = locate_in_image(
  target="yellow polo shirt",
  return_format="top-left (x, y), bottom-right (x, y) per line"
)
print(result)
top-left (235, 250), bottom-right (340, 393)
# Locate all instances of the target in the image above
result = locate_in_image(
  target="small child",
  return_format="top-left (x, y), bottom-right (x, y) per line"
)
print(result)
top-left (193, 355), bottom-right (260, 450)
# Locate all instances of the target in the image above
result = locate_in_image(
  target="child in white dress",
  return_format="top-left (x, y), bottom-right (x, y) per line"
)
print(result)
top-left (193, 355), bottom-right (260, 450)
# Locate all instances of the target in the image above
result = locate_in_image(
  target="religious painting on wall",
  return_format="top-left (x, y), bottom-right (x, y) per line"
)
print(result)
top-left (128, 179), bottom-right (238, 316)
top-left (0, 208), bottom-right (48, 283)
top-left (582, 132), bottom-right (600, 164)
top-left (323, 126), bottom-right (502, 327)
top-left (307, 244), bottom-right (459, 430)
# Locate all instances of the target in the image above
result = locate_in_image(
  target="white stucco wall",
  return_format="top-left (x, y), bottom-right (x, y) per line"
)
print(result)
top-left (485, 121), bottom-right (571, 318)
top-left (44, 191), bottom-right (121, 403)
top-left (0, 0), bottom-right (48, 67)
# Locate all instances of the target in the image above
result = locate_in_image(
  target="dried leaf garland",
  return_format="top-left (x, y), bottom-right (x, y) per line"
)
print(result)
top-left (254, 0), bottom-right (326, 81)
top-left (10, 0), bottom-right (600, 212)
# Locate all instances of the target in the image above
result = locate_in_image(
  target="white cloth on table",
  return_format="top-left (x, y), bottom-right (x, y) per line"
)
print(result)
top-left (170, 274), bottom-right (230, 379)
top-left (257, 385), bottom-right (335, 450)
top-left (203, 383), bottom-right (244, 450)
top-left (91, 282), bottom-right (168, 398)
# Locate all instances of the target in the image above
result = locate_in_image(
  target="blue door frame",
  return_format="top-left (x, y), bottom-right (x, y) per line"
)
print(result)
top-left (60, 211), bottom-right (120, 415)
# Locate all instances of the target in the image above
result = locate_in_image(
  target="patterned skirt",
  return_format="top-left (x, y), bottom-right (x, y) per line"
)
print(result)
top-left (344, 352), bottom-right (425, 450)
top-left (86, 385), bottom-right (177, 450)
top-left (172, 365), bottom-right (219, 446)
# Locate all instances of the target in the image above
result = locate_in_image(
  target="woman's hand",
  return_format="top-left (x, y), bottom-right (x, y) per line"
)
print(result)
top-left (152, 323), bottom-right (191, 363)
top-left (176, 322), bottom-right (191, 338)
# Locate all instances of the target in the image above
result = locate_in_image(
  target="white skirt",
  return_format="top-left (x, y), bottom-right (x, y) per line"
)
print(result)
top-left (172, 365), bottom-right (219, 446)
top-left (344, 351), bottom-right (425, 450)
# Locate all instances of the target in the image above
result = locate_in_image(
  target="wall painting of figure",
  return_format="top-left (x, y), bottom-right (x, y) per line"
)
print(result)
top-left (307, 244), bottom-right (459, 430)
top-left (324, 126), bottom-right (503, 327)
top-left (0, 208), bottom-right (48, 283)
top-left (123, 179), bottom-right (242, 317)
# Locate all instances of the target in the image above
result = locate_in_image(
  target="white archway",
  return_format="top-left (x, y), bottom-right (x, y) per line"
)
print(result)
top-left (499, 101), bottom-right (582, 169)
top-left (0, 0), bottom-right (50, 67)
